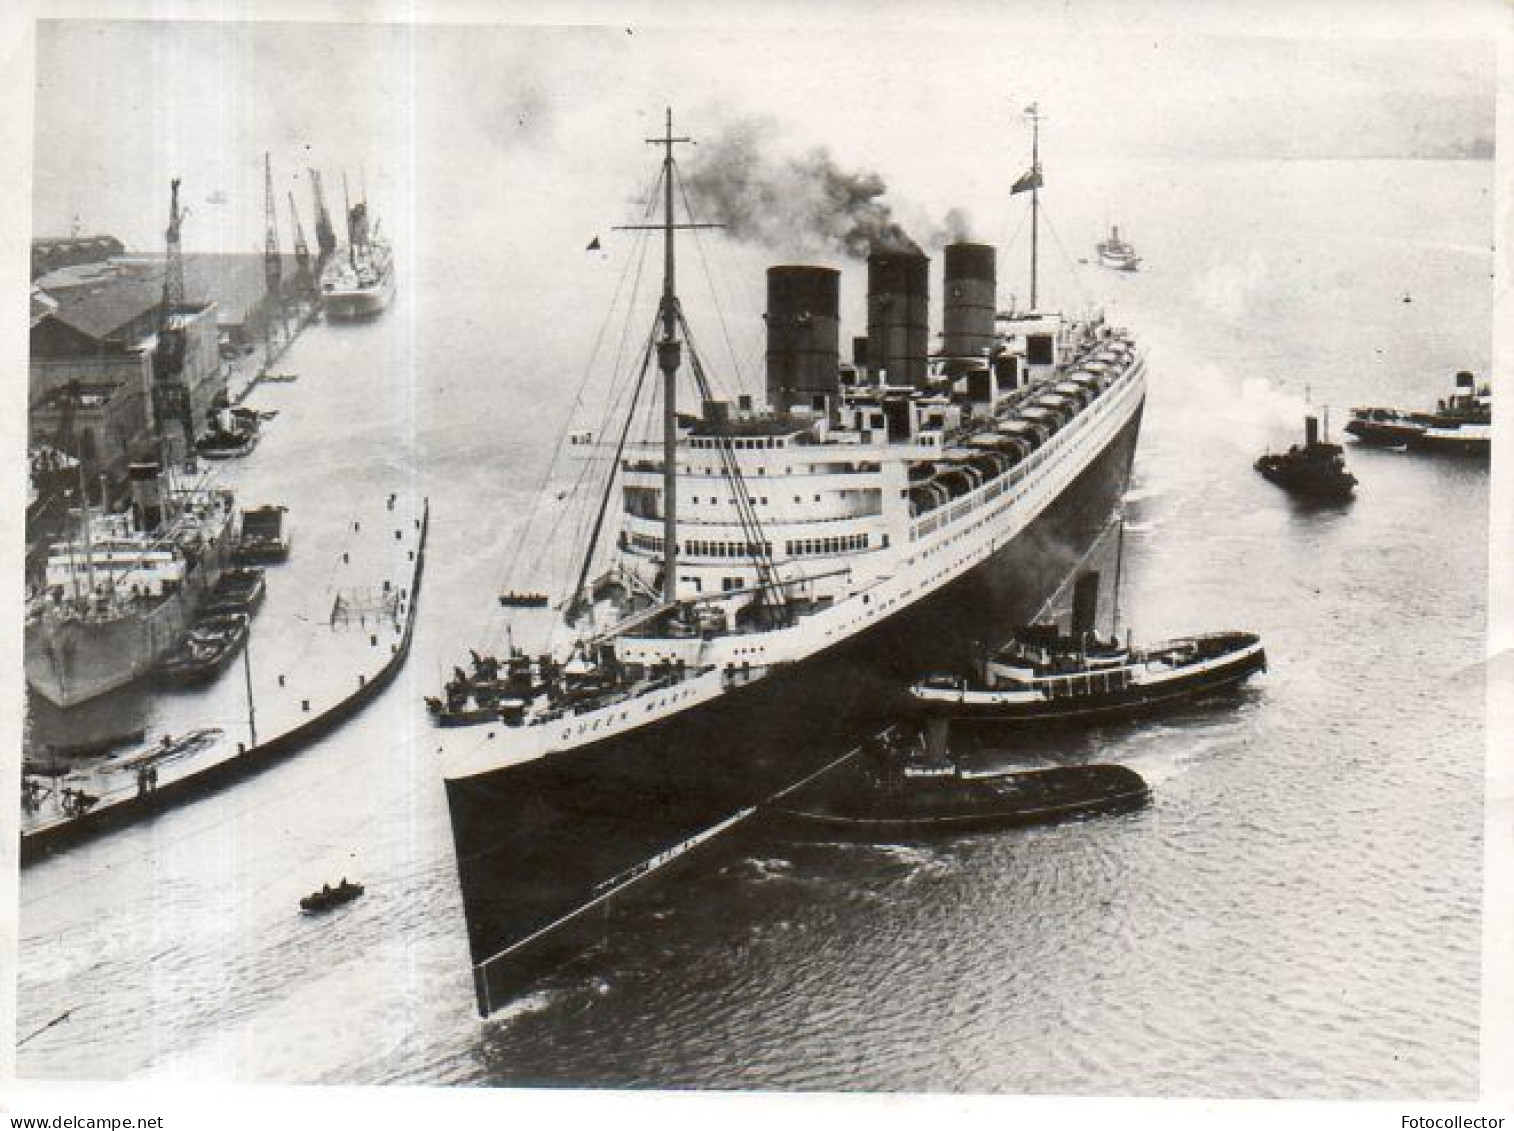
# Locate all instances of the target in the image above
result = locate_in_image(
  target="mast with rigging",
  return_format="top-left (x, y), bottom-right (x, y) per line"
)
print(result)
top-left (609, 109), bottom-right (720, 606)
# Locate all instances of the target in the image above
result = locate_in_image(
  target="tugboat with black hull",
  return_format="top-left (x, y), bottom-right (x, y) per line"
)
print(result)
top-left (1256, 413), bottom-right (1357, 500)
top-left (433, 107), bottom-right (1149, 1015)
top-left (910, 570), bottom-right (1265, 729)
top-left (765, 722), bottom-right (1151, 838)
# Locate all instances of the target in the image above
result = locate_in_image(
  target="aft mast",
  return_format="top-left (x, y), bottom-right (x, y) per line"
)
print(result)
top-left (1026, 103), bottom-right (1043, 311)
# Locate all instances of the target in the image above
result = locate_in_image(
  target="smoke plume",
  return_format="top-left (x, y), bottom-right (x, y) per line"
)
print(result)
top-left (684, 117), bottom-right (968, 260)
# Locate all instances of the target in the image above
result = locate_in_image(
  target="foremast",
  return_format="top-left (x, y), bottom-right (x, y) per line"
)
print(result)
top-left (653, 111), bottom-right (689, 604)
top-left (607, 109), bottom-right (720, 609)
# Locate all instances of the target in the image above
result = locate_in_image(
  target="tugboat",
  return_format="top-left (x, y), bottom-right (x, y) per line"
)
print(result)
top-left (765, 723), bottom-right (1151, 837)
top-left (909, 571), bottom-right (1266, 727)
top-left (1096, 225), bottom-right (1141, 271)
top-left (1345, 370), bottom-right (1491, 457)
top-left (299, 878), bottom-right (364, 914)
top-left (1255, 413), bottom-right (1357, 499)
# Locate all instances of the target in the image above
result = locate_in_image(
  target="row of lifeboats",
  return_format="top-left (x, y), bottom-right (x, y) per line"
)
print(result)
top-left (906, 340), bottom-right (1134, 519)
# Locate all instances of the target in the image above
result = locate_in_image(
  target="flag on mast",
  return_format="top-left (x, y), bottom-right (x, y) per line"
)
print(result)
top-left (1011, 167), bottom-right (1042, 195)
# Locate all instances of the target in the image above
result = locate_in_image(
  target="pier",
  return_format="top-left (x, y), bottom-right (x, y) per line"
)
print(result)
top-left (20, 492), bottom-right (428, 861)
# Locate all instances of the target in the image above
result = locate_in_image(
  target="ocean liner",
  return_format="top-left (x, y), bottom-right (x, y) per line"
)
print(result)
top-left (434, 108), bottom-right (1148, 1015)
top-left (320, 177), bottom-right (394, 320)
top-left (25, 461), bottom-right (238, 708)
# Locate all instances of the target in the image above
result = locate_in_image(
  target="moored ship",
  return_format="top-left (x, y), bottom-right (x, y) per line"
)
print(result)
top-left (434, 108), bottom-right (1149, 1015)
top-left (25, 461), bottom-right (239, 709)
top-left (320, 178), bottom-right (394, 320)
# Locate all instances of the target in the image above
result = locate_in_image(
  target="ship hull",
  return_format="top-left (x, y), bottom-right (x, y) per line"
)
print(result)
top-left (445, 403), bottom-right (1143, 1014)
top-left (322, 268), bottom-right (395, 321)
top-left (1344, 418), bottom-right (1421, 448)
top-left (25, 528), bottom-right (236, 709)
top-left (1409, 429), bottom-right (1490, 457)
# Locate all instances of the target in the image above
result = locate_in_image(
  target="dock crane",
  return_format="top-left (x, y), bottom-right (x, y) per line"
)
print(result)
top-left (263, 152), bottom-right (282, 297)
top-left (152, 178), bottom-right (195, 448)
top-left (288, 189), bottom-right (314, 300)
top-left (309, 168), bottom-right (336, 268)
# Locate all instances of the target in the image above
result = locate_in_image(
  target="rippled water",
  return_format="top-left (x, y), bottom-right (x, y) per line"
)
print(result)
top-left (16, 157), bottom-right (1489, 1097)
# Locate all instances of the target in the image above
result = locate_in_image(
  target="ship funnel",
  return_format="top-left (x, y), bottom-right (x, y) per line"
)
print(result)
top-left (1071, 570), bottom-right (1101, 641)
top-left (129, 460), bottom-right (164, 531)
top-left (1455, 370), bottom-right (1476, 391)
top-left (1305, 415), bottom-right (1319, 447)
top-left (765, 266), bottom-right (841, 412)
top-left (867, 250), bottom-right (930, 387)
top-left (941, 243), bottom-right (996, 360)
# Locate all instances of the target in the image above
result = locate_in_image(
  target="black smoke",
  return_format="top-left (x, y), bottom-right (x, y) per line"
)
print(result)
top-left (683, 117), bottom-right (969, 260)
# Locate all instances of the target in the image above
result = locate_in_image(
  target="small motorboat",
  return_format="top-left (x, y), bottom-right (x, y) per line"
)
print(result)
top-left (498, 591), bottom-right (550, 608)
top-left (300, 878), bottom-right (365, 913)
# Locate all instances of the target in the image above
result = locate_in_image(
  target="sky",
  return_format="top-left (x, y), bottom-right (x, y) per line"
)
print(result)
top-left (29, 14), bottom-right (1496, 258)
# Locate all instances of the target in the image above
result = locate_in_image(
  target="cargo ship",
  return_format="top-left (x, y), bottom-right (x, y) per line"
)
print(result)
top-left (24, 461), bottom-right (238, 709)
top-left (320, 177), bottom-right (394, 321)
top-left (1345, 370), bottom-right (1491, 457)
top-left (433, 108), bottom-right (1148, 1015)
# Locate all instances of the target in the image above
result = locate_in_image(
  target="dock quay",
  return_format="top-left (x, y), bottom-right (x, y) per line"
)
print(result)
top-left (20, 491), bottom-right (429, 863)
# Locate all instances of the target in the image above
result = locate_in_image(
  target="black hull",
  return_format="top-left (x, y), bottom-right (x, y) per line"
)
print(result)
top-left (1407, 434), bottom-right (1490, 459)
top-left (445, 405), bottom-right (1143, 1015)
top-left (1346, 418), bottom-right (1489, 458)
top-left (1345, 420), bottom-right (1419, 448)
top-left (1255, 464), bottom-right (1355, 500)
top-left (916, 643), bottom-right (1266, 728)
top-left (765, 764), bottom-right (1152, 839)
